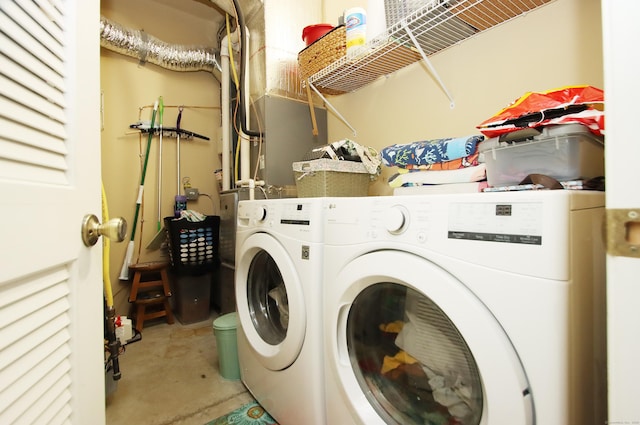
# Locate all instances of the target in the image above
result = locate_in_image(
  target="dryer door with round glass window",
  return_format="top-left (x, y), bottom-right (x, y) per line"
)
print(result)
top-left (236, 232), bottom-right (306, 371)
top-left (329, 250), bottom-right (534, 425)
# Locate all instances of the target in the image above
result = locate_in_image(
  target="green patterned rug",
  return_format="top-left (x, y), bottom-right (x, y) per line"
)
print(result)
top-left (205, 402), bottom-right (278, 425)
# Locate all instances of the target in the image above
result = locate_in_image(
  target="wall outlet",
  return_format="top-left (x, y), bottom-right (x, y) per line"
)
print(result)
top-left (185, 187), bottom-right (199, 200)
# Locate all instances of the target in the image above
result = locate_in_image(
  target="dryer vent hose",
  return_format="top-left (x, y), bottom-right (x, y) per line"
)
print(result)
top-left (99, 15), bottom-right (221, 75)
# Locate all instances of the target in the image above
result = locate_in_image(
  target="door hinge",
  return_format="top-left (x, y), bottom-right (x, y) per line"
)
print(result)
top-left (606, 208), bottom-right (640, 258)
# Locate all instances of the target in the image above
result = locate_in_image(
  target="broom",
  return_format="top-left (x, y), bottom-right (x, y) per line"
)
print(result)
top-left (119, 99), bottom-right (158, 280)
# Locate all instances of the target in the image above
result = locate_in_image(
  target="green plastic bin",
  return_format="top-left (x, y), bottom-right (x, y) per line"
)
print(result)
top-left (212, 312), bottom-right (240, 380)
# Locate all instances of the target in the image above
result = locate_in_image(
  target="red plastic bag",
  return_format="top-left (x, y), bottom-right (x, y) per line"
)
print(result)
top-left (477, 85), bottom-right (605, 138)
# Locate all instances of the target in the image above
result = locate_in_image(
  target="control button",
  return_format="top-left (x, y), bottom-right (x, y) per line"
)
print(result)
top-left (384, 206), bottom-right (408, 234)
top-left (417, 232), bottom-right (427, 243)
top-left (253, 206), bottom-right (267, 221)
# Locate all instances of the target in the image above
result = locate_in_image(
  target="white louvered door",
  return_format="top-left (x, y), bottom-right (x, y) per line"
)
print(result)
top-left (0, 1), bottom-right (104, 424)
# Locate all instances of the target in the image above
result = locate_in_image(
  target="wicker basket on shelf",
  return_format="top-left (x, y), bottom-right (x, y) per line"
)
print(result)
top-left (298, 25), bottom-right (346, 95)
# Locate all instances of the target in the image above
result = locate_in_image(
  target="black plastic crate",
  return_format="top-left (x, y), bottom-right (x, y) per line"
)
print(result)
top-left (169, 272), bottom-right (212, 324)
top-left (164, 215), bottom-right (220, 275)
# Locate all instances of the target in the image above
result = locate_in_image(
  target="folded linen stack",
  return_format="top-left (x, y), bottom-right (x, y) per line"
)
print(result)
top-left (380, 135), bottom-right (486, 189)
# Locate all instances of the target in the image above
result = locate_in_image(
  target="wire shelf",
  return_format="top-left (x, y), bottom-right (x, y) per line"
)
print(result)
top-left (308, 0), bottom-right (554, 94)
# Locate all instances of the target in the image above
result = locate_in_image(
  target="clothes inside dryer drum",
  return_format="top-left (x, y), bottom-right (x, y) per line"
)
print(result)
top-left (247, 250), bottom-right (289, 345)
top-left (347, 283), bottom-right (483, 425)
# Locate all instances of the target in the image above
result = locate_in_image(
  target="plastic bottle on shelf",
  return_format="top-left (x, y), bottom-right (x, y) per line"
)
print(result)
top-left (174, 195), bottom-right (187, 217)
top-left (367, 0), bottom-right (387, 42)
top-left (345, 7), bottom-right (367, 57)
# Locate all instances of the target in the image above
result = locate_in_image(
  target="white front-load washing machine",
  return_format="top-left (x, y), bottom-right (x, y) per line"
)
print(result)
top-left (235, 198), bottom-right (325, 425)
top-left (322, 191), bottom-right (606, 425)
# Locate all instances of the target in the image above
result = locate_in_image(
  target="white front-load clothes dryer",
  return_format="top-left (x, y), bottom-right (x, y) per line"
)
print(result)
top-left (235, 198), bottom-right (325, 425)
top-left (322, 191), bottom-right (607, 425)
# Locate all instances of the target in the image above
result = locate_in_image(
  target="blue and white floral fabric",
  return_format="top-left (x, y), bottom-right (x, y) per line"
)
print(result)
top-left (381, 135), bottom-right (484, 168)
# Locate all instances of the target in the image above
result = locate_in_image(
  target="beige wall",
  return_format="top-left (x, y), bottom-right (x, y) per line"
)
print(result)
top-left (101, 0), bottom-right (603, 312)
top-left (321, 0), bottom-right (603, 195)
top-left (101, 0), bottom-right (223, 311)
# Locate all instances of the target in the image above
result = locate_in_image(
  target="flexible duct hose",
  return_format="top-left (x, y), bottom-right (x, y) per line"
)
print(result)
top-left (99, 5), bottom-right (262, 137)
top-left (99, 16), bottom-right (221, 75)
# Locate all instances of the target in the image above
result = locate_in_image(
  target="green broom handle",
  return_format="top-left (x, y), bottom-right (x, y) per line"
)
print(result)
top-left (129, 99), bottom-right (158, 241)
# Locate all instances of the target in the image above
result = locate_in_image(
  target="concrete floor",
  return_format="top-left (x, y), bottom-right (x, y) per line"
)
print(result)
top-left (105, 313), bottom-right (254, 425)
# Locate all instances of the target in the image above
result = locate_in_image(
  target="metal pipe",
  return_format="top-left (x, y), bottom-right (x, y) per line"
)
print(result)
top-left (220, 31), bottom-right (239, 192)
top-left (230, 0), bottom-right (264, 138)
top-left (99, 15), bottom-right (221, 76)
top-left (240, 28), bottom-right (251, 183)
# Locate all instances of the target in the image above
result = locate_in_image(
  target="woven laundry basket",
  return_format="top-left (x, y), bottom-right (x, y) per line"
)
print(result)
top-left (298, 25), bottom-right (346, 95)
top-left (293, 159), bottom-right (371, 197)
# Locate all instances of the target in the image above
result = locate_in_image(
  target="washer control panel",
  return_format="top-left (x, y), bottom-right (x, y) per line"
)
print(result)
top-left (326, 198), bottom-right (432, 244)
top-left (448, 201), bottom-right (543, 245)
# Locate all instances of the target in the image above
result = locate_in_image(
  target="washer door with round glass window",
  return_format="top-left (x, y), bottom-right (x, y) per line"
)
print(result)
top-left (328, 250), bottom-right (534, 425)
top-left (236, 232), bottom-right (306, 371)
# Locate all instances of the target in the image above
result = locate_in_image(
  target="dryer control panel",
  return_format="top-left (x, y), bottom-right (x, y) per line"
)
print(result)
top-left (237, 199), bottom-right (325, 242)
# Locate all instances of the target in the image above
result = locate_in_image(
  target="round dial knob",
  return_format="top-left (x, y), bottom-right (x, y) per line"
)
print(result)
top-left (254, 206), bottom-right (267, 221)
top-left (384, 206), bottom-right (407, 234)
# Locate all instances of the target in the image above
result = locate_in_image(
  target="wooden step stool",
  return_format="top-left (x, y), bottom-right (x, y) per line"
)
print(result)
top-left (128, 261), bottom-right (174, 332)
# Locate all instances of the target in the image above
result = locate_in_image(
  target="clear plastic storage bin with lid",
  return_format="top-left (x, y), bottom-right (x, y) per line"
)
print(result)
top-left (478, 123), bottom-right (605, 187)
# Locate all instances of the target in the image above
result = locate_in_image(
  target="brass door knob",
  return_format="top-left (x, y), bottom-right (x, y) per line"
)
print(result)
top-left (81, 214), bottom-right (127, 247)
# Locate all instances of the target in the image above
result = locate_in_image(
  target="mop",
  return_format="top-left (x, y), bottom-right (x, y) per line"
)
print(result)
top-left (147, 106), bottom-right (185, 251)
top-left (119, 99), bottom-right (158, 280)
top-left (174, 106), bottom-right (187, 216)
